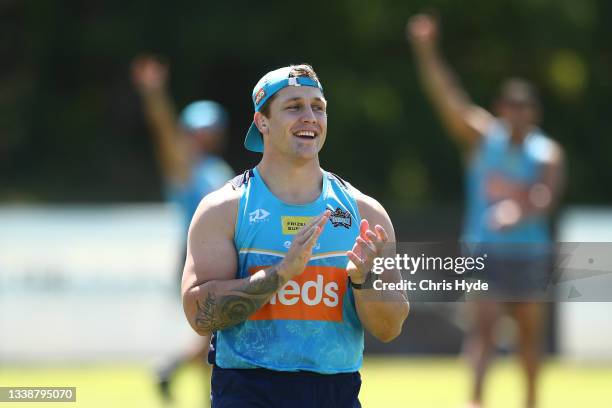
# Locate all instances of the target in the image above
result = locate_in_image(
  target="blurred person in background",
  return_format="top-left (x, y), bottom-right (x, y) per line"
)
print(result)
top-left (131, 55), bottom-right (234, 404)
top-left (407, 14), bottom-right (564, 408)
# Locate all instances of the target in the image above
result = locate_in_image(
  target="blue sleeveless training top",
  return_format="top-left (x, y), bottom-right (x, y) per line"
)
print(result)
top-left (166, 155), bottom-right (234, 232)
top-left (215, 167), bottom-right (364, 374)
top-left (464, 120), bottom-right (555, 245)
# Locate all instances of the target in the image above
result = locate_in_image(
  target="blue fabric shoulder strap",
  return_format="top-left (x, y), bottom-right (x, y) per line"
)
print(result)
top-left (327, 171), bottom-right (350, 191)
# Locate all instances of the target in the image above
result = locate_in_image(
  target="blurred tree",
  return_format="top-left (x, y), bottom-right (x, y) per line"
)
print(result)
top-left (0, 0), bottom-right (610, 204)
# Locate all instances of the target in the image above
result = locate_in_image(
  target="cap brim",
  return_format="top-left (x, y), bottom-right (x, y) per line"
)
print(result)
top-left (244, 122), bottom-right (264, 153)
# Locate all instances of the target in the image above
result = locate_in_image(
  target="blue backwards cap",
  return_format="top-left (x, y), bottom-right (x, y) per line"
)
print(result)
top-left (244, 66), bottom-right (323, 153)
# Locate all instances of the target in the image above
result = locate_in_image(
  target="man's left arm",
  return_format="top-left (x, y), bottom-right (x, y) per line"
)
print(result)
top-left (348, 194), bottom-right (410, 343)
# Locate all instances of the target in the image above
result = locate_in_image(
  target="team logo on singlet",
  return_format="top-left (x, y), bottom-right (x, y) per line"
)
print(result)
top-left (329, 208), bottom-right (351, 229)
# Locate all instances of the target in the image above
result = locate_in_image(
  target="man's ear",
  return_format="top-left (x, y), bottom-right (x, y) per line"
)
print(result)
top-left (254, 111), bottom-right (268, 135)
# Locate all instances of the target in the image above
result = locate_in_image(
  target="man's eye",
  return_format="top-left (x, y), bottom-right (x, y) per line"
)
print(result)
top-left (287, 105), bottom-right (299, 110)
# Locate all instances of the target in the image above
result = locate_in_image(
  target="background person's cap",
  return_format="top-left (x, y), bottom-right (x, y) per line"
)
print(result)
top-left (244, 66), bottom-right (323, 153)
top-left (179, 100), bottom-right (228, 132)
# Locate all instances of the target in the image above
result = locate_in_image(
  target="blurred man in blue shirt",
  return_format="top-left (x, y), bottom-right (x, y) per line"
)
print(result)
top-left (132, 55), bottom-right (234, 404)
top-left (408, 14), bottom-right (564, 408)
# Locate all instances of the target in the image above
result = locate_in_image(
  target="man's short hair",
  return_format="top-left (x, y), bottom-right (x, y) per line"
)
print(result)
top-left (498, 78), bottom-right (540, 108)
top-left (259, 64), bottom-right (321, 118)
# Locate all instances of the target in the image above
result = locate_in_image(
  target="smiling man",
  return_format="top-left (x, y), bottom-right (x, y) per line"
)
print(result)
top-left (181, 65), bottom-right (409, 407)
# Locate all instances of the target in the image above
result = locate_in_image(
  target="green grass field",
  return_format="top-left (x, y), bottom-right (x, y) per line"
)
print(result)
top-left (1, 357), bottom-right (610, 408)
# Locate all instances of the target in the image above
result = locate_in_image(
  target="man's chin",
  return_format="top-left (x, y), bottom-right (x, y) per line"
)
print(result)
top-left (291, 143), bottom-right (321, 159)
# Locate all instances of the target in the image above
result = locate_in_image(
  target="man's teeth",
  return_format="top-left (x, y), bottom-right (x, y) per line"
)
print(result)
top-left (295, 131), bottom-right (315, 137)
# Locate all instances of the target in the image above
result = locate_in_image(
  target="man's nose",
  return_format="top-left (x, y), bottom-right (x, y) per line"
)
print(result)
top-left (301, 106), bottom-right (317, 124)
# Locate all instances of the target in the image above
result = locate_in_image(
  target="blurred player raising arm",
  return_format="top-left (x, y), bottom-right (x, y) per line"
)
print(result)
top-left (131, 54), bottom-right (234, 404)
top-left (407, 14), bottom-right (564, 229)
top-left (408, 14), bottom-right (565, 408)
top-left (407, 14), bottom-right (494, 147)
top-left (131, 55), bottom-right (191, 183)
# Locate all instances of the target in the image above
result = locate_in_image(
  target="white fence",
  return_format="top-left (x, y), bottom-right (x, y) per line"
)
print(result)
top-left (0, 204), bottom-right (196, 362)
top-left (1, 204), bottom-right (610, 362)
top-left (557, 207), bottom-right (612, 360)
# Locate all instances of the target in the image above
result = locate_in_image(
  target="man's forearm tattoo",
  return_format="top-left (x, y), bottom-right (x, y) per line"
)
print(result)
top-left (195, 266), bottom-right (282, 332)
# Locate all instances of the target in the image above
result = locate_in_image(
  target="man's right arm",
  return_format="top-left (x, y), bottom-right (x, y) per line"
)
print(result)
top-left (181, 185), bottom-right (330, 336)
top-left (407, 14), bottom-right (494, 147)
top-left (131, 55), bottom-right (191, 183)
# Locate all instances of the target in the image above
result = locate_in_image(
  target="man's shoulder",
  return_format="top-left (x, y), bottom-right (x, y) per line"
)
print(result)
top-left (351, 189), bottom-right (395, 238)
top-left (200, 180), bottom-right (241, 212)
top-left (354, 191), bottom-right (388, 220)
top-left (539, 134), bottom-right (563, 159)
top-left (191, 183), bottom-right (241, 235)
top-left (203, 182), bottom-right (241, 207)
top-left (527, 131), bottom-right (564, 165)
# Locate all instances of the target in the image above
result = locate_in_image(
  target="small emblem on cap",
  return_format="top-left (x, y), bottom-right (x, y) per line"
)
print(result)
top-left (288, 77), bottom-right (301, 87)
top-left (254, 88), bottom-right (266, 105)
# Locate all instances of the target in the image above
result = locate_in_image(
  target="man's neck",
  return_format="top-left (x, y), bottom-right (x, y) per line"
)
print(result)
top-left (257, 155), bottom-right (323, 205)
top-left (504, 122), bottom-right (534, 145)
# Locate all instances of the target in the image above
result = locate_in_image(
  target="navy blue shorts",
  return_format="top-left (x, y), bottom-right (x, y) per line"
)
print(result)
top-left (211, 366), bottom-right (362, 408)
top-left (481, 255), bottom-right (551, 301)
